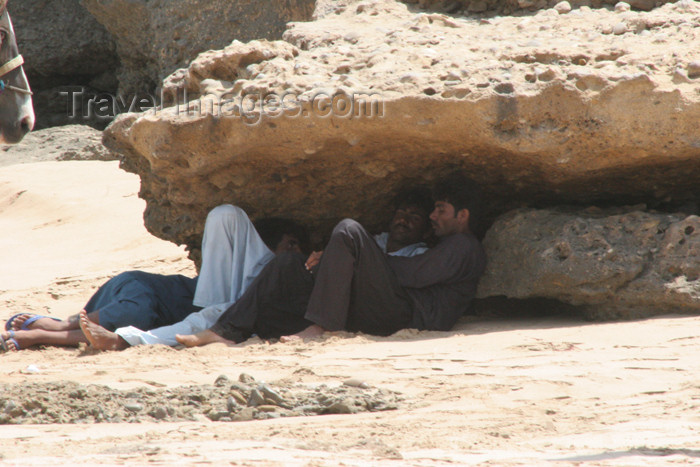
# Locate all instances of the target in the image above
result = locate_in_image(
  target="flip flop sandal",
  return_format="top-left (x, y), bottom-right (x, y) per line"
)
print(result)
top-left (4, 313), bottom-right (22, 331)
top-left (0, 331), bottom-right (19, 352)
top-left (5, 313), bottom-right (61, 331)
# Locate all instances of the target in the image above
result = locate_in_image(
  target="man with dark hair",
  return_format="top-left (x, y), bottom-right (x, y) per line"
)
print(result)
top-left (431, 173), bottom-right (482, 236)
top-left (1, 205), bottom-right (307, 351)
top-left (255, 217), bottom-right (310, 257)
top-left (279, 172), bottom-right (486, 341)
top-left (80, 187), bottom-right (436, 348)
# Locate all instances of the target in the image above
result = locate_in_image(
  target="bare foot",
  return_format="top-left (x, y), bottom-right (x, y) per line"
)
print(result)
top-left (79, 310), bottom-right (128, 350)
top-left (280, 324), bottom-right (326, 343)
top-left (175, 330), bottom-right (233, 348)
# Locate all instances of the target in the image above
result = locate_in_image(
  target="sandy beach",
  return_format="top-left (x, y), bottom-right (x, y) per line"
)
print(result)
top-left (1, 159), bottom-right (699, 466)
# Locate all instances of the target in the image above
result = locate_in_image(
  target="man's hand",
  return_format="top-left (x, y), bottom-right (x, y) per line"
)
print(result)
top-left (305, 251), bottom-right (323, 271)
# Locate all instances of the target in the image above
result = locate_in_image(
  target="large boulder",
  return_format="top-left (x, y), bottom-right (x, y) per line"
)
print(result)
top-left (103, 0), bottom-right (700, 262)
top-left (81, 0), bottom-right (317, 95)
top-left (477, 207), bottom-right (700, 319)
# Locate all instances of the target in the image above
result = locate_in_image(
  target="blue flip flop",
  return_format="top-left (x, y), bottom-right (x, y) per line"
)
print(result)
top-left (0, 331), bottom-right (19, 352)
top-left (4, 313), bottom-right (23, 331)
top-left (5, 313), bottom-right (61, 331)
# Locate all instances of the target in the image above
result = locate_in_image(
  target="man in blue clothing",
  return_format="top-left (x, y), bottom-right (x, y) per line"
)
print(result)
top-left (1, 206), bottom-right (307, 351)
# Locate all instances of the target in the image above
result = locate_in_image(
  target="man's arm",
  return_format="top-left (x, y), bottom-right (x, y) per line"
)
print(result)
top-left (387, 234), bottom-right (483, 288)
top-left (390, 234), bottom-right (486, 332)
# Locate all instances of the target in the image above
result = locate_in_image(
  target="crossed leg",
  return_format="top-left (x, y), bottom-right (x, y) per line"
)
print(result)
top-left (281, 219), bottom-right (412, 343)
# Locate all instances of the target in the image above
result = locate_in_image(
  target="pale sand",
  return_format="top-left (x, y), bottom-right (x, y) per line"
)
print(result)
top-left (1, 160), bottom-right (699, 466)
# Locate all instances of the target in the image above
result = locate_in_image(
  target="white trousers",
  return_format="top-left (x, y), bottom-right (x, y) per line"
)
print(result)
top-left (115, 205), bottom-right (274, 346)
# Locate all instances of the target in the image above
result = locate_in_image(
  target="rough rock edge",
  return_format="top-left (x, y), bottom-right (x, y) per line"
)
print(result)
top-left (104, 0), bottom-right (700, 272)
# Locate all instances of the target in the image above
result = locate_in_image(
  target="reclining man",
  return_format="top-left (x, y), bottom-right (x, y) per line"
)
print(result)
top-left (281, 173), bottom-right (486, 341)
top-left (0, 205), bottom-right (307, 352)
top-left (79, 187), bottom-right (437, 349)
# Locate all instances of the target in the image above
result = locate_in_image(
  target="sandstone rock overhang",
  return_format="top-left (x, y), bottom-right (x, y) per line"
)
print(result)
top-left (103, 0), bottom-right (700, 260)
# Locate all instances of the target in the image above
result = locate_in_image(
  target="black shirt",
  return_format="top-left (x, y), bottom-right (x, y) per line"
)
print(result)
top-left (387, 233), bottom-right (487, 331)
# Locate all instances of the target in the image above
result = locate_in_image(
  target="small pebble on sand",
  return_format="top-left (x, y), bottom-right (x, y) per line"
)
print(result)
top-left (613, 23), bottom-right (627, 35)
top-left (687, 61), bottom-right (700, 79)
top-left (614, 2), bottom-right (631, 12)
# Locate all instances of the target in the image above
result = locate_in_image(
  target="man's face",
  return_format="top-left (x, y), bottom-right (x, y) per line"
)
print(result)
top-left (275, 234), bottom-right (302, 254)
top-left (388, 204), bottom-right (431, 247)
top-left (430, 201), bottom-right (462, 237)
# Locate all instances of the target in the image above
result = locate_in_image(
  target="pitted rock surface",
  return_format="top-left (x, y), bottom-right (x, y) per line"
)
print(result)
top-left (103, 0), bottom-right (700, 261)
top-left (477, 207), bottom-right (700, 319)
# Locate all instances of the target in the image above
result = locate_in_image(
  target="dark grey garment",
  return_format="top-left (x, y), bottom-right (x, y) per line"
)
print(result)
top-left (387, 232), bottom-right (487, 331)
top-left (209, 219), bottom-right (487, 341)
top-left (305, 219), bottom-right (415, 336)
top-left (210, 252), bottom-right (314, 343)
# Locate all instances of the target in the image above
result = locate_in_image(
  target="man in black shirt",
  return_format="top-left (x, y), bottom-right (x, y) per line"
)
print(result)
top-left (281, 172), bottom-right (487, 342)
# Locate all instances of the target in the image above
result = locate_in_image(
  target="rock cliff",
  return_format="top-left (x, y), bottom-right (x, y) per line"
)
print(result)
top-left (11, 0), bottom-right (118, 128)
top-left (104, 0), bottom-right (700, 272)
top-left (81, 0), bottom-right (317, 95)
